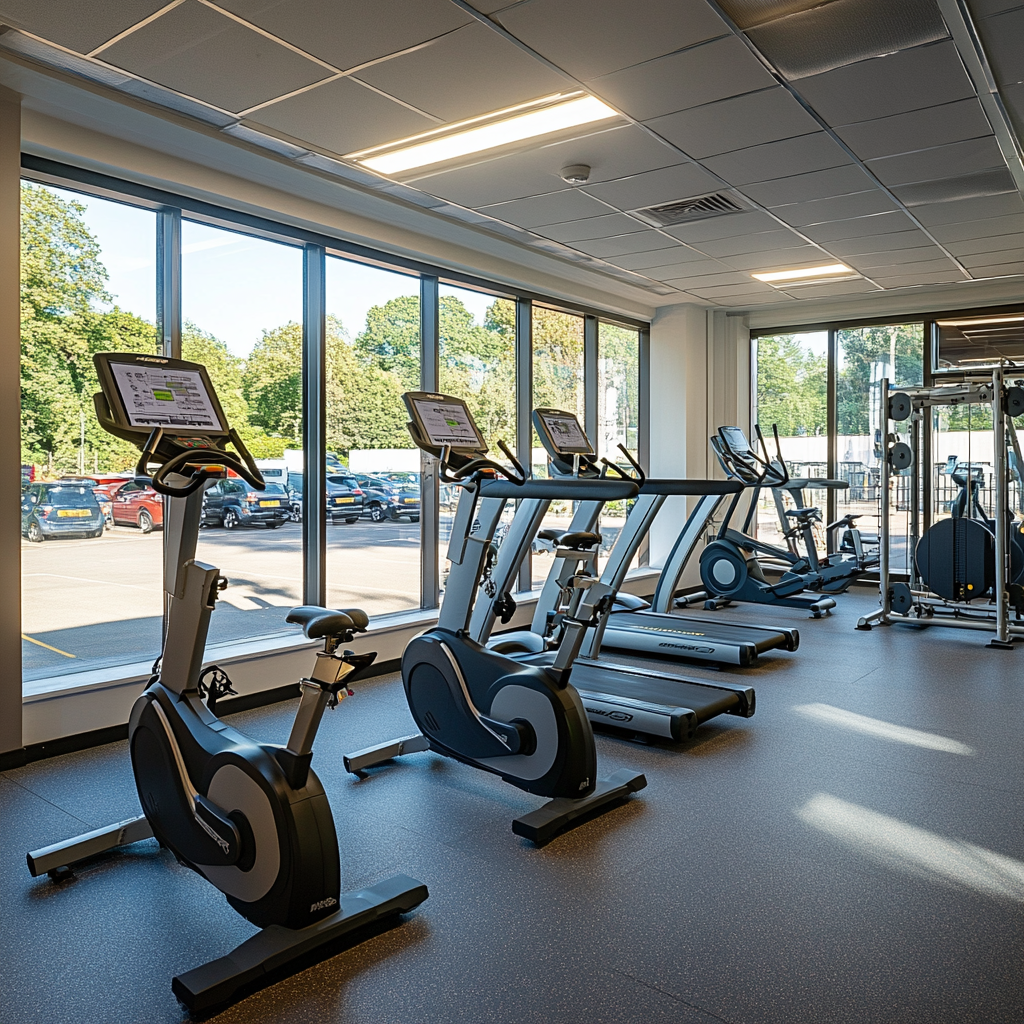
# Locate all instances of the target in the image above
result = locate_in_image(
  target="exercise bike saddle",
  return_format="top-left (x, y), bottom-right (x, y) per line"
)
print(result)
top-left (287, 605), bottom-right (370, 638)
top-left (537, 529), bottom-right (601, 550)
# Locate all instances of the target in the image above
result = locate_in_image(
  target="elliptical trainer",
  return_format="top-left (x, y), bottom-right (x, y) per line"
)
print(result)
top-left (344, 392), bottom-right (647, 844)
top-left (26, 353), bottom-right (427, 1013)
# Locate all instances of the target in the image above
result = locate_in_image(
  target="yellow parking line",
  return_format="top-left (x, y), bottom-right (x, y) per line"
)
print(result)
top-left (21, 634), bottom-right (75, 658)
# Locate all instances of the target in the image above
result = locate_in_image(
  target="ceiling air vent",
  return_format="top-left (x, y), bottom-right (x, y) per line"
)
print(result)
top-left (633, 192), bottom-right (746, 228)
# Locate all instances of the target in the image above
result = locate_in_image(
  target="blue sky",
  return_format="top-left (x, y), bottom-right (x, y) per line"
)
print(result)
top-left (51, 184), bottom-right (495, 358)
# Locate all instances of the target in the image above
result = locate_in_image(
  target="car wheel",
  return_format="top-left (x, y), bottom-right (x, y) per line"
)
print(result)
top-left (223, 508), bottom-right (239, 530)
top-left (346, 516), bottom-right (359, 525)
top-left (87, 528), bottom-right (103, 539)
top-left (27, 521), bottom-right (44, 543)
top-left (138, 510), bottom-right (154, 534)
top-left (267, 522), bottom-right (283, 529)
top-left (411, 516), bottom-right (420, 523)
top-left (369, 504), bottom-right (387, 523)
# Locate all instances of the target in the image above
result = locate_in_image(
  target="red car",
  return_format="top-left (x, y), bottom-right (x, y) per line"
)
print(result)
top-left (110, 480), bottom-right (164, 532)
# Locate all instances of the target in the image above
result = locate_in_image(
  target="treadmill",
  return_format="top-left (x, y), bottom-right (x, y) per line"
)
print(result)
top-left (468, 408), bottom-right (755, 744)
top-left (473, 408), bottom-right (798, 668)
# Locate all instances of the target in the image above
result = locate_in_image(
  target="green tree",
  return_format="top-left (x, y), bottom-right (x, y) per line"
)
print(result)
top-left (354, 294), bottom-right (420, 392)
top-left (836, 324), bottom-right (923, 435)
top-left (756, 334), bottom-right (827, 437)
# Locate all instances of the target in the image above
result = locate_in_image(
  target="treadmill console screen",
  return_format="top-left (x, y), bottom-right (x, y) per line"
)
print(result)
top-left (409, 395), bottom-right (485, 450)
top-left (536, 409), bottom-right (593, 455)
top-left (109, 360), bottom-right (225, 432)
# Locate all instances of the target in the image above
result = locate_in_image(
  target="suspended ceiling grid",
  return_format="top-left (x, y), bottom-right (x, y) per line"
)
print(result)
top-left (0, 0), bottom-right (1021, 310)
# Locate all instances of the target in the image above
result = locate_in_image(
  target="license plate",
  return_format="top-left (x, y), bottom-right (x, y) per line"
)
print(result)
top-left (58, 509), bottom-right (91, 518)
top-left (259, 500), bottom-right (280, 507)
top-left (334, 497), bottom-right (354, 504)
top-left (402, 497), bottom-right (417, 503)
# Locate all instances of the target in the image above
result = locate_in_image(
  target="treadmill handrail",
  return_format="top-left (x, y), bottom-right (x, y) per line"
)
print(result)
top-left (638, 479), bottom-right (742, 496)
top-left (478, 478), bottom-right (638, 500)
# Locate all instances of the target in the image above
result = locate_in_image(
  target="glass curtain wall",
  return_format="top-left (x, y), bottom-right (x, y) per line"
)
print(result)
top-left (753, 332), bottom-right (829, 550)
top-left (531, 306), bottom-right (585, 587)
top-left (182, 220), bottom-right (305, 647)
top-left (437, 284), bottom-right (517, 589)
top-left (20, 183), bottom-right (162, 684)
top-left (324, 258), bottom-right (421, 616)
top-left (597, 323), bottom-right (640, 571)
top-left (836, 324), bottom-right (924, 573)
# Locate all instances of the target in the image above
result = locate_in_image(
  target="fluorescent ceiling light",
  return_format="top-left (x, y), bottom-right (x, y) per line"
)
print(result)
top-left (352, 95), bottom-right (617, 175)
top-left (752, 263), bottom-right (853, 283)
top-left (936, 316), bottom-right (1024, 327)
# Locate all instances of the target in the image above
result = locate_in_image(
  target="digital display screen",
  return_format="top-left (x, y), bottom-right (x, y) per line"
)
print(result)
top-left (538, 411), bottom-right (592, 454)
top-left (110, 362), bottom-right (224, 431)
top-left (411, 397), bottom-right (483, 448)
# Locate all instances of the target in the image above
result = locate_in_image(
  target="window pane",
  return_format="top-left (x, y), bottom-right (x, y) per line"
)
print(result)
top-left (438, 284), bottom-right (516, 589)
top-left (837, 324), bottom-right (923, 573)
top-left (182, 220), bottom-right (304, 646)
top-left (532, 307), bottom-right (584, 588)
top-left (598, 323), bottom-right (639, 572)
top-left (326, 259), bottom-right (421, 616)
top-left (754, 332), bottom-right (828, 549)
top-left (20, 183), bottom-right (161, 686)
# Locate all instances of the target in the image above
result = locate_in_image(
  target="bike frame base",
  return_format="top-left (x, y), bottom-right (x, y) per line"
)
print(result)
top-left (172, 874), bottom-right (429, 1013)
top-left (511, 768), bottom-right (647, 846)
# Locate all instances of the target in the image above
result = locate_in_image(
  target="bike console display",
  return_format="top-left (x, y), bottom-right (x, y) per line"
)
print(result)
top-left (403, 391), bottom-right (486, 456)
top-left (533, 408), bottom-right (594, 456)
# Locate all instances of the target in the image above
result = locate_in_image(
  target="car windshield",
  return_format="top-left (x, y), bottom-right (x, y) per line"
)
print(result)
top-left (41, 485), bottom-right (97, 506)
top-left (385, 473), bottom-right (418, 486)
top-left (328, 476), bottom-right (359, 488)
top-left (262, 483), bottom-right (286, 494)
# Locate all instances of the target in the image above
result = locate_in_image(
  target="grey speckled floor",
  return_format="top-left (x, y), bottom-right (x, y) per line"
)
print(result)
top-left (4, 589), bottom-right (1024, 1024)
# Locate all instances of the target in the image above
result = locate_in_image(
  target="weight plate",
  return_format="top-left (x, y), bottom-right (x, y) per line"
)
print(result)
top-left (1006, 386), bottom-right (1024, 419)
top-left (889, 442), bottom-right (913, 471)
top-left (890, 582), bottom-right (913, 614)
top-left (889, 392), bottom-right (912, 421)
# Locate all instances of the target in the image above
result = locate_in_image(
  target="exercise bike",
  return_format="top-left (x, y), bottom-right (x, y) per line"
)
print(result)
top-left (344, 391), bottom-right (647, 845)
top-left (697, 425), bottom-right (837, 616)
top-left (26, 352), bottom-right (427, 1014)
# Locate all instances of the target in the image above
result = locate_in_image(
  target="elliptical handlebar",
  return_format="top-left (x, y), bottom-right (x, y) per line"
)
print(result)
top-left (438, 437), bottom-right (526, 487)
top-left (137, 425), bottom-right (265, 497)
top-left (600, 443), bottom-right (646, 486)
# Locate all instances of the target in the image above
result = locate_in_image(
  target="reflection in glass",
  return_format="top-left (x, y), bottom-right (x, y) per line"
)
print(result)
top-left (326, 258), bottom-right (421, 616)
top-left (183, 220), bottom-right (306, 647)
top-left (20, 183), bottom-right (162, 685)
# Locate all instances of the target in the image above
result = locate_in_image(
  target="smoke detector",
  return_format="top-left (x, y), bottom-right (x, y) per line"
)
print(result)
top-left (560, 164), bottom-right (591, 185)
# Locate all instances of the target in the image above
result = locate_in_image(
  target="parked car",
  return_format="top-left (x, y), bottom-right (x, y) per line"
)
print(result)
top-left (21, 481), bottom-right (104, 541)
top-left (110, 480), bottom-right (164, 532)
top-left (354, 473), bottom-right (421, 523)
top-left (286, 472), bottom-right (303, 522)
top-left (326, 474), bottom-right (363, 524)
top-left (61, 474), bottom-right (130, 528)
top-left (201, 479), bottom-right (290, 529)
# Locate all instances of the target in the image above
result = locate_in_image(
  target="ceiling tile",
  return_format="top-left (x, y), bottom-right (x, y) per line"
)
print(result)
top-left (686, 283), bottom-right (780, 299)
top-left (929, 214), bottom-right (1024, 243)
top-left (717, 2), bottom-right (826, 31)
top-left (464, 0), bottom-right (513, 11)
top-left (408, 124), bottom-right (685, 207)
top-left (663, 210), bottom-right (781, 242)
top-left (479, 189), bottom-right (612, 227)
top-left (856, 257), bottom-right (958, 276)
top-left (354, 22), bottom-right (566, 122)
top-left (698, 228), bottom-right (810, 257)
top-left (662, 270), bottom-right (756, 288)
top-left (216, 0), bottom-right (471, 69)
top-left (833, 98), bottom-right (993, 161)
top-left (702, 133), bottom-right (851, 186)
top-left (740, 164), bottom-right (876, 208)
top-left (533, 212), bottom-right (650, 242)
top-left (966, 261), bottom-right (1024, 277)
top-left (0, 0), bottom-right (170, 52)
top-left (911, 191), bottom-right (1024, 225)
top-left (794, 41), bottom-right (975, 126)
top-left (588, 35), bottom-right (775, 121)
top-left (801, 211), bottom-right (918, 242)
top-left (99, 0), bottom-right (330, 112)
top-left (496, 0), bottom-right (729, 80)
top-left (828, 230), bottom-right (934, 256)
top-left (572, 231), bottom-right (680, 257)
top-left (866, 137), bottom-right (1005, 188)
top-left (960, 249), bottom-right (1024, 268)
top-left (878, 269), bottom-right (970, 286)
top-left (646, 87), bottom-right (821, 159)
top-left (772, 189), bottom-right (898, 226)
top-left (845, 245), bottom-right (950, 268)
top-left (723, 246), bottom-right (828, 271)
top-left (968, 0), bottom-right (1024, 16)
top-left (583, 163), bottom-right (722, 210)
top-left (607, 250), bottom-right (718, 272)
top-left (247, 77), bottom-right (437, 154)
top-left (779, 279), bottom-right (880, 297)
top-left (946, 233), bottom-right (1024, 257)
top-left (747, 0), bottom-right (948, 81)
top-left (979, 8), bottom-right (1024, 87)
top-left (890, 167), bottom-right (1016, 207)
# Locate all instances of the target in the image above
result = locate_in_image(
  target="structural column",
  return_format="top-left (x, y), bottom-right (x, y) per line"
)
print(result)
top-left (302, 244), bottom-right (326, 607)
top-left (0, 87), bottom-right (23, 765)
top-left (420, 275), bottom-right (440, 608)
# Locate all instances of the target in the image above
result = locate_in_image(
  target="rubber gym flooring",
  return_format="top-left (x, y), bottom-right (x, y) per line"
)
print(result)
top-left (2, 587), bottom-right (1022, 1024)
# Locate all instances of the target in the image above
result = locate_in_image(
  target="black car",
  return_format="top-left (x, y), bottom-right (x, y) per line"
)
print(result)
top-left (201, 479), bottom-right (290, 529)
top-left (326, 474), bottom-right (363, 523)
top-left (354, 472), bottom-right (420, 523)
top-left (21, 481), bottom-right (104, 541)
